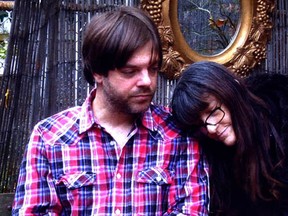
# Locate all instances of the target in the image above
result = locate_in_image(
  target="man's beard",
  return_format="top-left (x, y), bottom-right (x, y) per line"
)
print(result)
top-left (102, 79), bottom-right (155, 115)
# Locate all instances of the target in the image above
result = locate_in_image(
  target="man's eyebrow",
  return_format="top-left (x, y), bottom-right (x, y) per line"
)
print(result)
top-left (122, 64), bottom-right (137, 68)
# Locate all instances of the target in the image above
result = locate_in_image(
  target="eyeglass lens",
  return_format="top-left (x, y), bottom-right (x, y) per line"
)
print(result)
top-left (205, 107), bottom-right (225, 126)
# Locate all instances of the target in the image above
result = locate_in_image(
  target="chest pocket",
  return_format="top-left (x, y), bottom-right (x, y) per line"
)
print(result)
top-left (54, 171), bottom-right (96, 190)
top-left (136, 166), bottom-right (175, 186)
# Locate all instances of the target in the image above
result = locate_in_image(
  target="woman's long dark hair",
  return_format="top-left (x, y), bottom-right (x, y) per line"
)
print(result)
top-left (171, 61), bottom-right (286, 214)
top-left (245, 73), bottom-right (288, 150)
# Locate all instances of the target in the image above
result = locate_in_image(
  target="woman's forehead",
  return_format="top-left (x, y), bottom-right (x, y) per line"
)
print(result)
top-left (203, 94), bottom-right (219, 105)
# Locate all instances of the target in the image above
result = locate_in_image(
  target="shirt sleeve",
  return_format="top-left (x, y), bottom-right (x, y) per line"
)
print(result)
top-left (164, 137), bottom-right (210, 216)
top-left (12, 125), bottom-right (62, 215)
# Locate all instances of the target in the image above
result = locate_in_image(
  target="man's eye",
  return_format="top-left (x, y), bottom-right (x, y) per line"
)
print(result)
top-left (151, 66), bottom-right (159, 71)
top-left (149, 67), bottom-right (159, 74)
top-left (121, 70), bottom-right (136, 75)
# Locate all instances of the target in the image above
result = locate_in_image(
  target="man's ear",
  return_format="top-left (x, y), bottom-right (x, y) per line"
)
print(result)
top-left (93, 73), bottom-right (104, 84)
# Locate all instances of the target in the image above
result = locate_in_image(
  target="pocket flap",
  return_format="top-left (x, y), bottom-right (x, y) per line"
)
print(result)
top-left (55, 172), bottom-right (96, 189)
top-left (136, 167), bottom-right (175, 186)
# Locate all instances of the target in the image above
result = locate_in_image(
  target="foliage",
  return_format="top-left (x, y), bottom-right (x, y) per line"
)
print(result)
top-left (0, 40), bottom-right (7, 60)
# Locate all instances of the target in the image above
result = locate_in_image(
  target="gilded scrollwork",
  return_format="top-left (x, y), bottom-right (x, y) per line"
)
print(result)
top-left (141, 0), bottom-right (187, 79)
top-left (141, 0), bottom-right (275, 79)
top-left (157, 26), bottom-right (188, 79)
top-left (227, 0), bottom-right (275, 76)
top-left (140, 0), bottom-right (164, 25)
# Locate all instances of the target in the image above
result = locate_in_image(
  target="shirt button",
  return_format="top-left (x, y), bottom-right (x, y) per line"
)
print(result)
top-left (182, 205), bottom-right (187, 212)
top-left (116, 173), bottom-right (121, 179)
top-left (156, 176), bottom-right (162, 182)
top-left (115, 209), bottom-right (121, 215)
top-left (110, 141), bottom-right (116, 146)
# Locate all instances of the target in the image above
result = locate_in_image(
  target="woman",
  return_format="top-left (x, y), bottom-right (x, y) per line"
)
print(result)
top-left (171, 61), bottom-right (288, 215)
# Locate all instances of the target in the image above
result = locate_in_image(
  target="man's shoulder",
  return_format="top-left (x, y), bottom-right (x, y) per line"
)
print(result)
top-left (38, 106), bottom-right (82, 125)
top-left (149, 104), bottom-right (187, 138)
top-left (149, 104), bottom-right (173, 124)
top-left (150, 104), bottom-right (171, 117)
top-left (34, 106), bottom-right (82, 141)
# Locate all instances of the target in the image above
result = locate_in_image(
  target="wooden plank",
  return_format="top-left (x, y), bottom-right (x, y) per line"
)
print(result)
top-left (0, 193), bottom-right (14, 215)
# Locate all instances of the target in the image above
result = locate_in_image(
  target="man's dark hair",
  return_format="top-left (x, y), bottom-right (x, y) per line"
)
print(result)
top-left (82, 6), bottom-right (162, 86)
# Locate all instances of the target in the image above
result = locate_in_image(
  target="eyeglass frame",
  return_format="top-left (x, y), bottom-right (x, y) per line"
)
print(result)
top-left (203, 105), bottom-right (225, 127)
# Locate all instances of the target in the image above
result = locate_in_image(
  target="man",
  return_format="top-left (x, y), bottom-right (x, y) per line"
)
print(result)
top-left (12, 6), bottom-right (209, 215)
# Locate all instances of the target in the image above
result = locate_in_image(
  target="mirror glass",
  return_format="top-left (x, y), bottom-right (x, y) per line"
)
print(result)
top-left (178, 0), bottom-right (240, 56)
top-left (141, 0), bottom-right (275, 79)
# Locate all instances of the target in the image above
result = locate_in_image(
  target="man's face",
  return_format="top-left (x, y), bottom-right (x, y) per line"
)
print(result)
top-left (100, 41), bottom-right (159, 115)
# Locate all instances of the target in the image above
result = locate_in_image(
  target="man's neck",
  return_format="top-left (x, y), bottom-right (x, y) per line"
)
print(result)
top-left (92, 91), bottom-right (136, 147)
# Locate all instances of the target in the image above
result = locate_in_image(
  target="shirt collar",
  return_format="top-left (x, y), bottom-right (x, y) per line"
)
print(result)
top-left (139, 106), bottom-right (157, 131)
top-left (78, 88), bottom-right (97, 134)
top-left (78, 87), bottom-right (157, 134)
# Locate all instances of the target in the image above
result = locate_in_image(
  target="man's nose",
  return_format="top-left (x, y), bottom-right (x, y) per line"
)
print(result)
top-left (137, 69), bottom-right (152, 86)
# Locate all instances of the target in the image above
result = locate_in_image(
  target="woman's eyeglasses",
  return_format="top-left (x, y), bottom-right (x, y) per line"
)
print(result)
top-left (203, 105), bottom-right (225, 127)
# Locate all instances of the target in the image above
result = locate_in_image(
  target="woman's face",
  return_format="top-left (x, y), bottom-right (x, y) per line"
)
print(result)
top-left (200, 95), bottom-right (236, 146)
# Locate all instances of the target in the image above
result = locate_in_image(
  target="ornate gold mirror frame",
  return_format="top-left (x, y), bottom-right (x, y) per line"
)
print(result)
top-left (141, 0), bottom-right (275, 79)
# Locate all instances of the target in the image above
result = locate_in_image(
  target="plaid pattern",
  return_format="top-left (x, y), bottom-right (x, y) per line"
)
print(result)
top-left (12, 88), bottom-right (209, 216)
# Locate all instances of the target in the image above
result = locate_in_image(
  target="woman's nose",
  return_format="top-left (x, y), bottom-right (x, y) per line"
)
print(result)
top-left (206, 124), bottom-right (218, 134)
